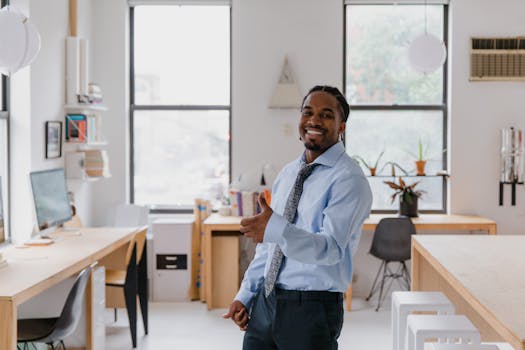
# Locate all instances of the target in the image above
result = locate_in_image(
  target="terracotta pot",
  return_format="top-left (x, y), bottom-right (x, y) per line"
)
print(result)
top-left (370, 167), bottom-right (376, 176)
top-left (400, 195), bottom-right (418, 217)
top-left (415, 160), bottom-right (427, 176)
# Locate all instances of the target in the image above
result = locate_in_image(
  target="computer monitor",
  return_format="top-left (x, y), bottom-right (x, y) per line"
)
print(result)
top-left (30, 168), bottom-right (72, 232)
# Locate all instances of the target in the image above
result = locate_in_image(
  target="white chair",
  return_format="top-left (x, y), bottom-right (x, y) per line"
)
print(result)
top-left (406, 314), bottom-right (481, 350)
top-left (430, 342), bottom-right (515, 350)
top-left (392, 291), bottom-right (455, 350)
top-left (114, 204), bottom-right (149, 227)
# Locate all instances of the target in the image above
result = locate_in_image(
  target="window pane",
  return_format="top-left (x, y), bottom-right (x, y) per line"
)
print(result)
top-left (345, 110), bottom-right (444, 211)
top-left (134, 6), bottom-right (230, 105)
top-left (133, 110), bottom-right (229, 208)
top-left (366, 176), bottom-right (443, 211)
top-left (346, 5), bottom-right (444, 105)
top-left (0, 118), bottom-right (7, 242)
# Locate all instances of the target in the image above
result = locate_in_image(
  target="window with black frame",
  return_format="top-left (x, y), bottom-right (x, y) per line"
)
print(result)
top-left (0, 0), bottom-right (9, 243)
top-left (344, 2), bottom-right (448, 213)
top-left (130, 4), bottom-right (231, 212)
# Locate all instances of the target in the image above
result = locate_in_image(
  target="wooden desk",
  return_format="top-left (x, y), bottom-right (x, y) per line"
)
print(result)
top-left (0, 226), bottom-right (146, 350)
top-left (364, 214), bottom-right (497, 235)
top-left (412, 235), bottom-right (525, 350)
top-left (203, 214), bottom-right (497, 310)
top-left (203, 215), bottom-right (241, 310)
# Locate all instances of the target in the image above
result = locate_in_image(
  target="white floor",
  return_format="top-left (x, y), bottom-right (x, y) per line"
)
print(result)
top-left (105, 297), bottom-right (391, 350)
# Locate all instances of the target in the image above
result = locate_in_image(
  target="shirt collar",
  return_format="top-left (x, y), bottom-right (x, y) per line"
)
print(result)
top-left (299, 141), bottom-right (345, 168)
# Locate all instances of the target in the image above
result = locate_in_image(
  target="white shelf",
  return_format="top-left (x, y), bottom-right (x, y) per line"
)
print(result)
top-left (64, 141), bottom-right (108, 149)
top-left (64, 104), bottom-right (108, 112)
top-left (67, 175), bottom-right (112, 182)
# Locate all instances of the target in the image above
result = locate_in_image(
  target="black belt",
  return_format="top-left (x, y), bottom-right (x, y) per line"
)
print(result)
top-left (275, 288), bottom-right (343, 302)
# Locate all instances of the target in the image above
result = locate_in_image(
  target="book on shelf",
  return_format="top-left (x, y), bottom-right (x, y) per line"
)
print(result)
top-left (65, 114), bottom-right (87, 143)
top-left (228, 189), bottom-right (265, 217)
top-left (229, 189), bottom-right (240, 216)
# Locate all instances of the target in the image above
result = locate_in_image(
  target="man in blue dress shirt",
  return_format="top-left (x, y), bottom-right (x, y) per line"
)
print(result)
top-left (223, 85), bottom-right (373, 349)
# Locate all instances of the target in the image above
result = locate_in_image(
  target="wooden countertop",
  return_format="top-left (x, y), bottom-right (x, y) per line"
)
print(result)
top-left (413, 235), bottom-right (525, 344)
top-left (0, 227), bottom-right (142, 303)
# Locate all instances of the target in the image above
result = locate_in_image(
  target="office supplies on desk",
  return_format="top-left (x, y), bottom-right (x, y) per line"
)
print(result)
top-left (24, 238), bottom-right (55, 246)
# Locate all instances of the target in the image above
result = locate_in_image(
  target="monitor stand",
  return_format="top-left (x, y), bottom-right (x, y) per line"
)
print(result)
top-left (60, 226), bottom-right (80, 233)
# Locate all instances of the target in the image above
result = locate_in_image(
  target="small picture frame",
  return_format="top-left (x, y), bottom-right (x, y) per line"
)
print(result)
top-left (45, 121), bottom-right (62, 159)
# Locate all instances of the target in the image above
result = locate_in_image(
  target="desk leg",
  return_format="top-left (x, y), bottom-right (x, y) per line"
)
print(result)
top-left (204, 227), bottom-right (212, 310)
top-left (488, 224), bottom-right (497, 235)
top-left (86, 269), bottom-right (94, 350)
top-left (0, 299), bottom-right (16, 349)
top-left (411, 241), bottom-right (420, 291)
top-left (345, 285), bottom-right (352, 311)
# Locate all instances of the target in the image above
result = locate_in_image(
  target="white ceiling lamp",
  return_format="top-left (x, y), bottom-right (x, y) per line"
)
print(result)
top-left (269, 57), bottom-right (302, 109)
top-left (0, 5), bottom-right (41, 76)
top-left (408, 0), bottom-right (446, 74)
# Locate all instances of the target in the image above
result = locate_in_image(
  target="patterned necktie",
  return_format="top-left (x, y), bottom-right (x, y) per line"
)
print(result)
top-left (264, 162), bottom-right (319, 297)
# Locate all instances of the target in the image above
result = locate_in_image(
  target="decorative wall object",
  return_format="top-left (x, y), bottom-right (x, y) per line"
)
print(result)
top-left (45, 121), bottom-right (63, 159)
top-left (269, 57), bottom-right (302, 108)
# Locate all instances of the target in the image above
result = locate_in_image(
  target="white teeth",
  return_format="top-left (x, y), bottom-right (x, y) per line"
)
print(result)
top-left (306, 129), bottom-right (323, 135)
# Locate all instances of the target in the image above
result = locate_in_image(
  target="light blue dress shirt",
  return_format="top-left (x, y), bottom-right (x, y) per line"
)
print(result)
top-left (235, 141), bottom-right (373, 309)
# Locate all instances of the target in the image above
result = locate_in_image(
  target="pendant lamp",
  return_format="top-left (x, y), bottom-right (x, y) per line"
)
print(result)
top-left (408, 1), bottom-right (446, 74)
top-left (0, 5), bottom-right (41, 75)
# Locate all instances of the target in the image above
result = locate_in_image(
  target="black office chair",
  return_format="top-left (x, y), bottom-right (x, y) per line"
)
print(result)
top-left (17, 266), bottom-right (92, 350)
top-left (365, 217), bottom-right (416, 311)
top-left (104, 229), bottom-right (148, 348)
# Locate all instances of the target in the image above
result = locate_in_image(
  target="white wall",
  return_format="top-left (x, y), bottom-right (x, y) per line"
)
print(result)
top-left (90, 0), bottom-right (129, 226)
top-left (448, 0), bottom-right (525, 233)
top-left (9, 0), bottom-right (33, 243)
top-left (9, 0), bottom-right (96, 243)
top-left (232, 0), bottom-right (344, 178)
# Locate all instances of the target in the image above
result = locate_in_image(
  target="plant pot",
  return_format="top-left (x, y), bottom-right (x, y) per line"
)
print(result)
top-left (415, 160), bottom-right (427, 176)
top-left (400, 195), bottom-right (418, 217)
top-left (370, 167), bottom-right (376, 176)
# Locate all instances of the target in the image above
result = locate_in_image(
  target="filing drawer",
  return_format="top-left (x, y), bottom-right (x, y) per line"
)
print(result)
top-left (156, 254), bottom-right (187, 270)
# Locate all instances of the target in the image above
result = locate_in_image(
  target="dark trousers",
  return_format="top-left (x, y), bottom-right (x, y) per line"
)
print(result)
top-left (243, 288), bottom-right (344, 350)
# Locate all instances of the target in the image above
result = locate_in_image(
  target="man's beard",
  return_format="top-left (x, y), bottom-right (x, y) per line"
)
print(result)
top-left (303, 140), bottom-right (322, 151)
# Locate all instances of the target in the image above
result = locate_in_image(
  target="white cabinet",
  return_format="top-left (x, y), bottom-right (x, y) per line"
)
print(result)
top-left (152, 217), bottom-right (194, 302)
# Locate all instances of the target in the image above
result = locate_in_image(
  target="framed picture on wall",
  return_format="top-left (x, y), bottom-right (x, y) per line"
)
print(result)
top-left (45, 121), bottom-right (62, 159)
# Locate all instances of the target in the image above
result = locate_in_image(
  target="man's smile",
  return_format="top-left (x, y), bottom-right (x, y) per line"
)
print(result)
top-left (305, 127), bottom-right (325, 135)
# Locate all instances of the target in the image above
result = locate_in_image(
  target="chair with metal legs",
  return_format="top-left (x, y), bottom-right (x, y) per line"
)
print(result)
top-left (17, 266), bottom-right (92, 350)
top-left (103, 228), bottom-right (148, 348)
top-left (365, 217), bottom-right (416, 311)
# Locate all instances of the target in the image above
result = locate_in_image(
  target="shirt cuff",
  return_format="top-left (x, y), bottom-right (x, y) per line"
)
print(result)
top-left (263, 212), bottom-right (288, 244)
top-left (234, 289), bottom-right (256, 310)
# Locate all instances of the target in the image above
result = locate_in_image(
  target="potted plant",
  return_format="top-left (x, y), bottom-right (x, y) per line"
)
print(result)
top-left (379, 161), bottom-right (409, 177)
top-left (406, 139), bottom-right (427, 176)
top-left (384, 177), bottom-right (425, 217)
top-left (353, 150), bottom-right (385, 176)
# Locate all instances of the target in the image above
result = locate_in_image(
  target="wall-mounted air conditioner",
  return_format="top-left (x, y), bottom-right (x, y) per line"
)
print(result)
top-left (470, 37), bottom-right (525, 81)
